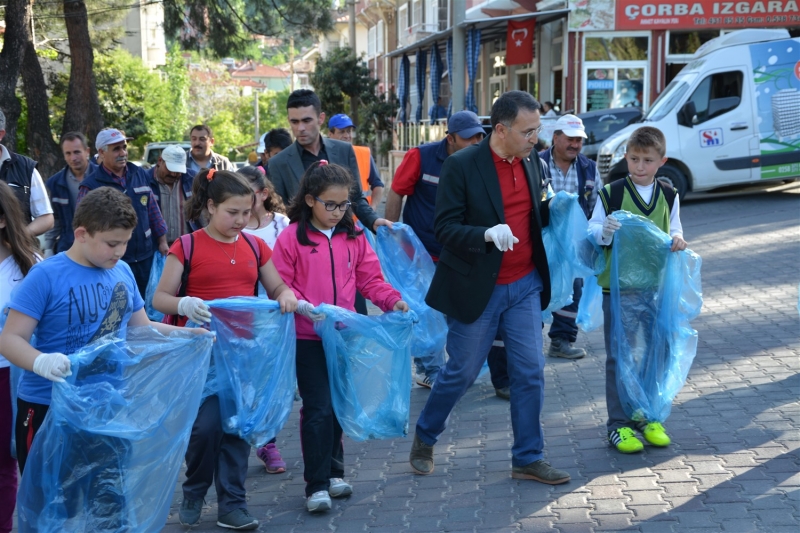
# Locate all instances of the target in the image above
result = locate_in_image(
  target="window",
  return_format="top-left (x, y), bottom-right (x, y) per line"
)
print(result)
top-left (685, 71), bottom-right (743, 125)
top-left (585, 36), bottom-right (648, 61)
top-left (668, 30), bottom-right (720, 56)
top-left (412, 0), bottom-right (422, 27)
top-left (399, 4), bottom-right (409, 35)
top-left (438, 0), bottom-right (450, 31)
top-left (377, 21), bottom-right (384, 54)
top-left (368, 26), bottom-right (376, 58)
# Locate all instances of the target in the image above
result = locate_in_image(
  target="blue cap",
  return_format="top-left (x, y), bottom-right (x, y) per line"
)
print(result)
top-left (446, 111), bottom-right (484, 139)
top-left (328, 114), bottom-right (355, 131)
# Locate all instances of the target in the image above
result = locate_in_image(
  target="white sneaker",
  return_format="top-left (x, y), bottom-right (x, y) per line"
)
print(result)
top-left (306, 490), bottom-right (331, 513)
top-left (328, 477), bottom-right (353, 498)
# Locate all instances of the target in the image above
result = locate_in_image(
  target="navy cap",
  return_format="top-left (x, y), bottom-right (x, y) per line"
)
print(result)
top-left (446, 111), bottom-right (484, 139)
top-left (328, 114), bottom-right (355, 130)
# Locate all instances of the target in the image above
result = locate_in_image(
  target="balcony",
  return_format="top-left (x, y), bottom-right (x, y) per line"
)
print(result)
top-left (398, 22), bottom-right (441, 48)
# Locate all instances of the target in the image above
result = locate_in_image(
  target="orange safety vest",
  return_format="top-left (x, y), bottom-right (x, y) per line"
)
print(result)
top-left (352, 145), bottom-right (372, 205)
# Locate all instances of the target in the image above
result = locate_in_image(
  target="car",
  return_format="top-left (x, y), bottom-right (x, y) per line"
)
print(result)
top-left (142, 141), bottom-right (191, 166)
top-left (576, 107), bottom-right (643, 161)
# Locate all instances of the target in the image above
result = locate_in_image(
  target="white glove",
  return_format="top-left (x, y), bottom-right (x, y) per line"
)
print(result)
top-left (602, 215), bottom-right (622, 241)
top-left (33, 352), bottom-right (72, 383)
top-left (177, 297), bottom-right (212, 324)
top-left (484, 224), bottom-right (519, 252)
top-left (296, 300), bottom-right (325, 322)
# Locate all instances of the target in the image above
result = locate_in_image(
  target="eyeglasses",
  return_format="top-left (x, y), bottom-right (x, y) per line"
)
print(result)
top-left (314, 196), bottom-right (352, 212)
top-left (505, 124), bottom-right (544, 139)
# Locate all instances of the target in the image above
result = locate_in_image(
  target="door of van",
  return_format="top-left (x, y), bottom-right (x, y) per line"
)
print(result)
top-left (676, 68), bottom-right (758, 190)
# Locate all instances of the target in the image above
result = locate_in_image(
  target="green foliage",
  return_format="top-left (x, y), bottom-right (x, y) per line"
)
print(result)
top-left (30, 0), bottom-right (129, 57)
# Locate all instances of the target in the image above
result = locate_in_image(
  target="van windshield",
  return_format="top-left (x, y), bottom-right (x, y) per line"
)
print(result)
top-left (644, 73), bottom-right (697, 122)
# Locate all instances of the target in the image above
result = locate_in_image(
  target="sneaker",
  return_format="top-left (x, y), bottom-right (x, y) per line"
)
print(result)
top-left (307, 490), bottom-right (332, 513)
top-left (608, 427), bottom-right (644, 453)
top-left (511, 459), bottom-right (570, 484)
top-left (495, 387), bottom-right (510, 401)
top-left (217, 508), bottom-right (258, 530)
top-left (409, 434), bottom-right (434, 475)
top-left (328, 477), bottom-right (353, 498)
top-left (415, 373), bottom-right (435, 389)
top-left (548, 338), bottom-right (586, 359)
top-left (256, 442), bottom-right (286, 473)
top-left (639, 421), bottom-right (671, 447)
top-left (179, 498), bottom-right (203, 526)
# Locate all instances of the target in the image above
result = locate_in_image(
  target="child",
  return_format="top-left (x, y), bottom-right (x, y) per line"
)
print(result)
top-left (0, 188), bottom-right (208, 519)
top-left (153, 169), bottom-right (297, 530)
top-left (0, 182), bottom-right (39, 533)
top-left (588, 126), bottom-right (687, 453)
top-left (271, 161), bottom-right (408, 513)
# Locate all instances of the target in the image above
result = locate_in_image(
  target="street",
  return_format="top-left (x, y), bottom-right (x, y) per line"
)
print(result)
top-left (158, 182), bottom-right (800, 533)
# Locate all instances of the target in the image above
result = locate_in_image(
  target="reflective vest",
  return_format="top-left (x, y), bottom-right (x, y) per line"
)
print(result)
top-left (353, 145), bottom-right (372, 204)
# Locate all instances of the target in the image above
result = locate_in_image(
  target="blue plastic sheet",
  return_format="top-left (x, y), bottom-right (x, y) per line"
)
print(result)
top-left (375, 223), bottom-right (447, 374)
top-left (144, 253), bottom-right (165, 321)
top-left (356, 220), bottom-right (377, 250)
top-left (206, 297), bottom-right (296, 447)
top-left (542, 192), bottom-right (604, 322)
top-left (577, 275), bottom-right (604, 332)
top-left (609, 211), bottom-right (702, 424)
top-left (314, 304), bottom-right (415, 441)
top-left (16, 327), bottom-right (213, 533)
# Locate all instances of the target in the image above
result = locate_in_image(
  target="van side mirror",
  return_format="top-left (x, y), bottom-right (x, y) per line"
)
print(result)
top-left (678, 101), bottom-right (697, 127)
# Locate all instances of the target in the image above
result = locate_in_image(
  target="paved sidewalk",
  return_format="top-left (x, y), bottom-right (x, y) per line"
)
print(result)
top-left (156, 184), bottom-right (796, 532)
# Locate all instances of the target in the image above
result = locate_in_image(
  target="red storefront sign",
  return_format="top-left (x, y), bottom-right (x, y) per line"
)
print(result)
top-left (615, 0), bottom-right (800, 29)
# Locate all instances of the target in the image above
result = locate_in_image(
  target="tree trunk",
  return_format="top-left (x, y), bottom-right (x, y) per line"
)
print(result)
top-left (0, 0), bottom-right (31, 151)
top-left (21, 41), bottom-right (61, 178)
top-left (62, 0), bottom-right (104, 146)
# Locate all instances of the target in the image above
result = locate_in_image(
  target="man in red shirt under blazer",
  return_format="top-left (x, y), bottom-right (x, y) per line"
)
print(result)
top-left (409, 91), bottom-right (570, 486)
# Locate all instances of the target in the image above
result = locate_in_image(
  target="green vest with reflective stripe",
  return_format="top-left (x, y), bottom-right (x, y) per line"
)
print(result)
top-left (597, 177), bottom-right (671, 290)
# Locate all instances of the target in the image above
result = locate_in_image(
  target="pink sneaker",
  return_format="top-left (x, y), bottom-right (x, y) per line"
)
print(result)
top-left (257, 442), bottom-right (286, 473)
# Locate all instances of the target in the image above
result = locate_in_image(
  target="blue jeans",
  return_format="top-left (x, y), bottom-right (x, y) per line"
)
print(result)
top-left (415, 270), bottom-right (546, 467)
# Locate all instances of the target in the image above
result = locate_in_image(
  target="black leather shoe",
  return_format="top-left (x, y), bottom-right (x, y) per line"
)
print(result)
top-left (495, 387), bottom-right (510, 400)
top-left (409, 434), bottom-right (434, 475)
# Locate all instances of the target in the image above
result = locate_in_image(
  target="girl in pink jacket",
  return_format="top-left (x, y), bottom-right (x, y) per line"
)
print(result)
top-left (272, 161), bottom-right (407, 513)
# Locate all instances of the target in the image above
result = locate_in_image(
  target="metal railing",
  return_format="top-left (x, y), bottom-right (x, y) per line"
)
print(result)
top-left (393, 119), bottom-right (448, 151)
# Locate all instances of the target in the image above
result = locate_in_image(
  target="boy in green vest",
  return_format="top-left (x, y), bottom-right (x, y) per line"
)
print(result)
top-left (588, 126), bottom-right (688, 453)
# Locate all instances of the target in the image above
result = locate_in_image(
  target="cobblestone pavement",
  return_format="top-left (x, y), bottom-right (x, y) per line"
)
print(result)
top-left (151, 183), bottom-right (796, 532)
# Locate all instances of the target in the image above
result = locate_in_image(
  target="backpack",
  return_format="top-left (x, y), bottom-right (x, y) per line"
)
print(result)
top-left (162, 232), bottom-right (263, 325)
top-left (603, 177), bottom-right (676, 215)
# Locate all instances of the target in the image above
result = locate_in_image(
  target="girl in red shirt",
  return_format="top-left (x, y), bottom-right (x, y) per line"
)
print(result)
top-left (153, 169), bottom-right (297, 530)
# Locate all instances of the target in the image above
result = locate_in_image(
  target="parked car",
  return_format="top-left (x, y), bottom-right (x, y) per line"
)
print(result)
top-left (577, 107), bottom-right (643, 161)
top-left (142, 141), bottom-right (191, 166)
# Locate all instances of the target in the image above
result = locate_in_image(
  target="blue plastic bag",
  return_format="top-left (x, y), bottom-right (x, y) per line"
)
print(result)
top-left (542, 192), bottom-right (604, 322)
top-left (16, 327), bottom-right (213, 533)
top-left (576, 275), bottom-right (604, 332)
top-left (356, 220), bottom-right (377, 250)
top-left (144, 253), bottom-right (166, 321)
top-left (206, 297), bottom-right (296, 447)
top-left (375, 223), bottom-right (447, 372)
top-left (314, 304), bottom-right (415, 441)
top-left (609, 211), bottom-right (702, 424)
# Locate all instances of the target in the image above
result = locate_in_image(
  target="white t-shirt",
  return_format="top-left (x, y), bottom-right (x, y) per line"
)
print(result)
top-left (0, 256), bottom-right (25, 368)
top-left (0, 145), bottom-right (54, 219)
top-left (242, 212), bottom-right (290, 250)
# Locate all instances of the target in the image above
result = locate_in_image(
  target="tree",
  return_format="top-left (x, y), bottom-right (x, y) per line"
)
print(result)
top-left (311, 48), bottom-right (378, 124)
top-left (21, 43), bottom-right (62, 177)
top-left (0, 0), bottom-right (32, 150)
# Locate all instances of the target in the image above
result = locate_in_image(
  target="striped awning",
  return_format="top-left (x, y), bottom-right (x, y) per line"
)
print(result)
top-left (415, 48), bottom-right (427, 123)
top-left (398, 54), bottom-right (410, 123)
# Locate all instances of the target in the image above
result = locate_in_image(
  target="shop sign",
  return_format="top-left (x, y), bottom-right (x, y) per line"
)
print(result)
top-left (569, 0), bottom-right (616, 30)
top-left (615, 0), bottom-right (800, 29)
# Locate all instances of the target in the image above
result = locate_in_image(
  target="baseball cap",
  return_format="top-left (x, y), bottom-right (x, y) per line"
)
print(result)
top-left (328, 114), bottom-right (355, 130)
top-left (95, 129), bottom-right (132, 151)
top-left (553, 114), bottom-right (587, 139)
top-left (161, 144), bottom-right (187, 174)
top-left (256, 132), bottom-right (268, 154)
top-left (446, 111), bottom-right (484, 139)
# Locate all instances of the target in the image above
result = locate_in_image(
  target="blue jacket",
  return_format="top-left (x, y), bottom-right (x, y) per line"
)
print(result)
top-left (46, 162), bottom-right (98, 253)
top-left (539, 149), bottom-right (598, 218)
top-left (402, 138), bottom-right (449, 259)
top-left (81, 163), bottom-right (156, 263)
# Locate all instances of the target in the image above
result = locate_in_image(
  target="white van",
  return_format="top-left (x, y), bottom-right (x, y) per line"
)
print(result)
top-left (597, 29), bottom-right (800, 197)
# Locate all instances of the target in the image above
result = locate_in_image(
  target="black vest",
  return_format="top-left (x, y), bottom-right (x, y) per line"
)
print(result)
top-left (0, 150), bottom-right (37, 222)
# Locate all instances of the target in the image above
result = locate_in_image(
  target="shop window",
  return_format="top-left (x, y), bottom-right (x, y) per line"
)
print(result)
top-left (668, 31), bottom-right (720, 56)
top-left (585, 67), bottom-right (645, 112)
top-left (585, 36), bottom-right (648, 61)
top-left (685, 71), bottom-right (743, 125)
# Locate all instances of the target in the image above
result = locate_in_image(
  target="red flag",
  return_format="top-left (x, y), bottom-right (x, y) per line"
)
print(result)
top-left (505, 19), bottom-right (535, 66)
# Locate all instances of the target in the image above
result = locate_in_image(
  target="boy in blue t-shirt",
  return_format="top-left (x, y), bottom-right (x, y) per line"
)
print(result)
top-left (0, 187), bottom-right (205, 473)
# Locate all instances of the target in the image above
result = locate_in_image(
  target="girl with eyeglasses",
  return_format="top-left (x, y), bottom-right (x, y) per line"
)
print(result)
top-left (271, 160), bottom-right (408, 513)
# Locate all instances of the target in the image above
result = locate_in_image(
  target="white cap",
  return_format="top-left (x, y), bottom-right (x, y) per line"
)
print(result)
top-left (256, 132), bottom-right (268, 154)
top-left (161, 144), bottom-right (187, 174)
top-left (95, 128), bottom-right (132, 151)
top-left (553, 114), bottom-right (587, 139)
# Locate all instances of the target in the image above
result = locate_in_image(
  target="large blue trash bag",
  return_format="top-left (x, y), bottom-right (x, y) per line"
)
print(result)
top-left (609, 211), bottom-right (702, 424)
top-left (541, 192), bottom-right (604, 322)
top-left (375, 223), bottom-right (447, 371)
top-left (356, 220), bottom-right (377, 250)
top-left (314, 304), bottom-right (416, 441)
top-left (144, 253), bottom-right (166, 321)
top-left (577, 274), bottom-right (604, 332)
top-left (206, 297), bottom-right (296, 447)
top-left (16, 327), bottom-right (213, 533)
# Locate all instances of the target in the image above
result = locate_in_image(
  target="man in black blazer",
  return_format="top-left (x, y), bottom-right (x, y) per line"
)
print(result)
top-left (268, 90), bottom-right (389, 233)
top-left (410, 91), bottom-right (570, 485)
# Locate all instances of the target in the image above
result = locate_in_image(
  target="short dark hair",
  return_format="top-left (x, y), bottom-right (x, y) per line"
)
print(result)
top-left (185, 169), bottom-right (254, 224)
top-left (627, 126), bottom-right (667, 157)
top-left (73, 187), bottom-right (137, 234)
top-left (265, 128), bottom-right (292, 151)
top-left (60, 131), bottom-right (88, 148)
top-left (286, 89), bottom-right (321, 115)
top-left (490, 91), bottom-right (542, 130)
top-left (190, 124), bottom-right (213, 138)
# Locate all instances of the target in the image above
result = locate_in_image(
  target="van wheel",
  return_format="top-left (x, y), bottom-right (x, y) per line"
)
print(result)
top-left (656, 166), bottom-right (688, 198)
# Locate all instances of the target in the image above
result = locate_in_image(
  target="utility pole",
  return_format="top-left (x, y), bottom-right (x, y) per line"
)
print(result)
top-left (347, 0), bottom-right (358, 123)
top-left (290, 36), bottom-right (295, 92)
top-left (451, 0), bottom-right (466, 113)
top-left (254, 91), bottom-right (260, 143)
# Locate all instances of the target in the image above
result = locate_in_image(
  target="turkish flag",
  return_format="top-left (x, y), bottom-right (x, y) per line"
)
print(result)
top-left (505, 19), bottom-right (535, 66)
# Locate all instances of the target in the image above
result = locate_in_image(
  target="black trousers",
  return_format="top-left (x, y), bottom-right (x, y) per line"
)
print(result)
top-left (127, 256), bottom-right (154, 299)
top-left (296, 339), bottom-right (344, 497)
